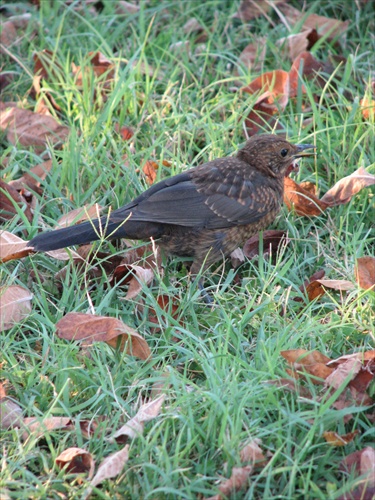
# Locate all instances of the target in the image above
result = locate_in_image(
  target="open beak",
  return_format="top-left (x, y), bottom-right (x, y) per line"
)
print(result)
top-left (294, 144), bottom-right (316, 158)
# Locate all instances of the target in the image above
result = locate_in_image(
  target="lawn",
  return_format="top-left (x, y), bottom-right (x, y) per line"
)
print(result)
top-left (1, 1), bottom-right (374, 499)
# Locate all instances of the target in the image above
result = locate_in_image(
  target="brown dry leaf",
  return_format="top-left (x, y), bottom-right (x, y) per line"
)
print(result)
top-left (233, 0), bottom-right (282, 21)
top-left (355, 257), bottom-right (375, 290)
top-left (243, 230), bottom-right (288, 259)
top-left (142, 160), bottom-right (159, 185)
top-left (298, 274), bottom-right (355, 303)
top-left (121, 241), bottom-right (162, 273)
top-left (112, 395), bottom-right (165, 444)
top-left (111, 263), bottom-right (154, 299)
top-left (281, 349), bottom-right (334, 383)
top-left (0, 231), bottom-right (34, 262)
top-left (325, 357), bottom-right (363, 391)
top-left (284, 177), bottom-right (329, 216)
top-left (289, 51), bottom-right (328, 94)
top-left (56, 312), bottom-right (151, 360)
top-left (0, 285), bottom-right (33, 331)
top-left (323, 430), bottom-right (359, 447)
top-left (340, 446), bottom-right (375, 484)
top-left (205, 465), bottom-right (253, 500)
top-left (22, 416), bottom-right (72, 439)
top-left (83, 445), bottom-right (129, 500)
top-left (242, 70), bottom-right (290, 135)
top-left (321, 167), bottom-right (375, 206)
top-left (240, 439), bottom-right (266, 466)
top-left (0, 102), bottom-right (70, 152)
top-left (281, 349), bottom-right (332, 366)
top-left (238, 38), bottom-right (267, 72)
top-left (0, 381), bottom-right (7, 399)
top-left (0, 179), bottom-right (33, 222)
top-left (126, 266), bottom-right (154, 300)
top-left (327, 351), bottom-right (375, 368)
top-left (56, 447), bottom-right (95, 478)
top-left (296, 269), bottom-right (325, 301)
top-left (116, 1), bottom-right (140, 14)
top-left (0, 14), bottom-right (31, 51)
top-left (57, 204), bottom-right (103, 228)
top-left (21, 159), bottom-right (53, 189)
top-left (148, 294), bottom-right (180, 332)
top-left (72, 51), bottom-right (115, 86)
top-left (277, 29), bottom-right (320, 60)
top-left (0, 397), bottom-right (23, 429)
top-left (277, 4), bottom-right (349, 41)
top-left (33, 49), bottom-right (60, 80)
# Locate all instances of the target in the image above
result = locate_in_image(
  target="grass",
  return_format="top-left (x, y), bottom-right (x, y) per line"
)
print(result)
top-left (1, 0), bottom-right (374, 499)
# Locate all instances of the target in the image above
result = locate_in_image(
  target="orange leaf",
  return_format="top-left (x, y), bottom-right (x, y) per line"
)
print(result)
top-left (284, 177), bottom-right (329, 216)
top-left (323, 430), bottom-right (359, 447)
top-left (142, 160), bottom-right (159, 185)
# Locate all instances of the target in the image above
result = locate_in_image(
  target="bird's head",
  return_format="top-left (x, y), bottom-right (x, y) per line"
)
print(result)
top-left (236, 134), bottom-right (315, 178)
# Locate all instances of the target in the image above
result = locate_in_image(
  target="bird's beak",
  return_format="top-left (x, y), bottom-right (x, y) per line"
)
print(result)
top-left (294, 144), bottom-right (316, 158)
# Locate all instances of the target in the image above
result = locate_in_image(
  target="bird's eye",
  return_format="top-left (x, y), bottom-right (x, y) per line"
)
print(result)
top-left (280, 148), bottom-right (288, 157)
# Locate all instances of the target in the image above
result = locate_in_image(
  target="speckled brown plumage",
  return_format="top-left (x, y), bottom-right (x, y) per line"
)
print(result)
top-left (29, 134), bottom-right (315, 275)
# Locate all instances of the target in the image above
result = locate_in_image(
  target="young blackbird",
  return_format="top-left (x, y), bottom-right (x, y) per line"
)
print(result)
top-left (29, 134), bottom-right (315, 274)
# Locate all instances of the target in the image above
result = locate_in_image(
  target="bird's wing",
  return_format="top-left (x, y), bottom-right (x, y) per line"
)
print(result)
top-left (111, 169), bottom-right (276, 229)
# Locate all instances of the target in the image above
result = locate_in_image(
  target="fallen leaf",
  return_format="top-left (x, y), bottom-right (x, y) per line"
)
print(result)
top-left (277, 4), bottom-right (349, 41)
top-left (148, 294), bottom-right (180, 331)
top-left (21, 159), bottom-right (53, 189)
top-left (116, 1), bottom-right (140, 14)
top-left (22, 416), bottom-right (72, 439)
top-left (205, 465), bottom-right (253, 500)
top-left (0, 231), bottom-right (33, 262)
top-left (284, 177), bottom-right (329, 216)
top-left (142, 160), bottom-right (159, 185)
top-left (0, 14), bottom-right (31, 51)
top-left (327, 351), bottom-right (375, 368)
top-left (83, 445), bottom-right (129, 500)
top-left (0, 285), bottom-right (33, 331)
top-left (240, 439), bottom-right (266, 465)
top-left (320, 167), bottom-right (375, 206)
top-left (323, 430), bottom-right (359, 446)
top-left (355, 257), bottom-right (375, 290)
top-left (325, 357), bottom-right (363, 391)
top-left (242, 70), bottom-right (290, 135)
top-left (277, 29), bottom-right (320, 60)
top-left (72, 51), bottom-right (114, 85)
top-left (0, 179), bottom-right (33, 222)
top-left (56, 447), bottom-right (95, 478)
top-left (111, 263), bottom-right (154, 299)
top-left (56, 312), bottom-right (151, 360)
top-left (57, 204), bottom-right (103, 228)
top-left (339, 447), bottom-right (375, 499)
top-left (112, 395), bottom-right (165, 443)
top-left (281, 349), bottom-right (332, 366)
top-left (281, 349), bottom-right (334, 383)
top-left (233, 0), bottom-right (282, 21)
top-left (314, 279), bottom-right (355, 291)
top-left (0, 398), bottom-right (23, 429)
top-left (243, 230), bottom-right (288, 259)
top-left (0, 102), bottom-right (70, 152)
top-left (238, 38), bottom-right (267, 72)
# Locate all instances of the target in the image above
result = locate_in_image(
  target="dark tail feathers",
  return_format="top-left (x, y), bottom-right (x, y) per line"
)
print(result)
top-left (29, 218), bottom-right (122, 252)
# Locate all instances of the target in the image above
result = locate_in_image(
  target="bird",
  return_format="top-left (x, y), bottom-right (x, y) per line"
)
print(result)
top-left (29, 135), bottom-right (315, 278)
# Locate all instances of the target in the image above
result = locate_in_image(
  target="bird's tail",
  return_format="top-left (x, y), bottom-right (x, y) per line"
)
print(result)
top-left (28, 217), bottom-right (123, 252)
